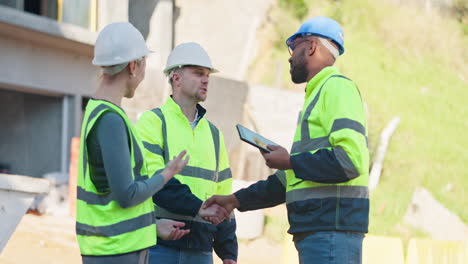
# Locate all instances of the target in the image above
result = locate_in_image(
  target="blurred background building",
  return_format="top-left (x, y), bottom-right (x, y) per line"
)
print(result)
top-left (0, 0), bottom-right (289, 182)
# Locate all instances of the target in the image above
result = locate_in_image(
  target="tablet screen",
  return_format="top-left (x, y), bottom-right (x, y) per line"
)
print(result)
top-left (236, 124), bottom-right (277, 152)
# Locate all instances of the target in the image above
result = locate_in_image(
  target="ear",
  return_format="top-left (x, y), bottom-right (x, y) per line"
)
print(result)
top-left (172, 71), bottom-right (181, 83)
top-left (307, 39), bottom-right (317, 57)
top-left (128, 61), bottom-right (137, 76)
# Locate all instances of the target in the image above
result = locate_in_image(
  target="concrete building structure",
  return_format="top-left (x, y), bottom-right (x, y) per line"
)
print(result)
top-left (1, 0), bottom-right (304, 183)
top-left (174, 0), bottom-right (272, 81)
top-left (0, 0), bottom-right (174, 178)
top-left (0, 5), bottom-right (97, 178)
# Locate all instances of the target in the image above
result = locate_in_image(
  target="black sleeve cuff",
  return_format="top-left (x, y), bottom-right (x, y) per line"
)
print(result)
top-left (152, 177), bottom-right (203, 216)
top-left (290, 149), bottom-right (349, 184)
top-left (234, 174), bottom-right (286, 212)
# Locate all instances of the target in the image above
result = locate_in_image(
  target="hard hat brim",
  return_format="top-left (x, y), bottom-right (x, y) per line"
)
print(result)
top-left (93, 49), bottom-right (153, 66)
top-left (163, 64), bottom-right (218, 75)
top-left (286, 33), bottom-right (345, 55)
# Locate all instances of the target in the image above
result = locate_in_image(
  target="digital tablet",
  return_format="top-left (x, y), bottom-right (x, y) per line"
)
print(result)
top-left (236, 124), bottom-right (277, 153)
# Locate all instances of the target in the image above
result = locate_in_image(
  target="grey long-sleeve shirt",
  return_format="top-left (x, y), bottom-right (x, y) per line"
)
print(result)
top-left (87, 111), bottom-right (165, 208)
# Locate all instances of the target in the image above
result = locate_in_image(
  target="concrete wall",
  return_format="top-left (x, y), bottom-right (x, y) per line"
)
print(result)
top-left (240, 85), bottom-right (304, 181)
top-left (0, 6), bottom-right (97, 178)
top-left (0, 7), bottom-right (98, 97)
top-left (123, 67), bottom-right (169, 122)
top-left (174, 0), bottom-right (273, 81)
top-left (200, 76), bottom-right (248, 179)
top-left (248, 85), bottom-right (304, 149)
top-left (97, 0), bottom-right (175, 121)
top-left (202, 76), bottom-right (249, 151)
top-left (97, 0), bottom-right (174, 71)
top-left (0, 89), bottom-right (62, 178)
top-left (199, 76), bottom-right (276, 181)
top-left (125, 0), bottom-right (175, 121)
top-left (0, 34), bottom-right (98, 97)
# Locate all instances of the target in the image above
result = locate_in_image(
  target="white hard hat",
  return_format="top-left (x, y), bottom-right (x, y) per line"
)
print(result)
top-left (163, 42), bottom-right (217, 75)
top-left (93, 22), bottom-right (151, 66)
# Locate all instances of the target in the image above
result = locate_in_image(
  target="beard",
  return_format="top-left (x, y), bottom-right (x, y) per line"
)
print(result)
top-left (290, 50), bottom-right (308, 84)
top-left (196, 94), bottom-right (207, 102)
top-left (195, 89), bottom-right (207, 102)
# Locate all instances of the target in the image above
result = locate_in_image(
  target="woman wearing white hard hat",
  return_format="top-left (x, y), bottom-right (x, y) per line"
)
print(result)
top-left (76, 22), bottom-right (190, 264)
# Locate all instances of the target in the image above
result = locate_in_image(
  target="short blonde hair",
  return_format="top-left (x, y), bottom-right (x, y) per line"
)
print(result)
top-left (101, 57), bottom-right (145, 76)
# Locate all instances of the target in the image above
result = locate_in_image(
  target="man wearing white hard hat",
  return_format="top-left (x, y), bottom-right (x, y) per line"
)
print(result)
top-left (136, 42), bottom-right (237, 264)
top-left (76, 22), bottom-right (191, 264)
top-left (205, 17), bottom-right (369, 263)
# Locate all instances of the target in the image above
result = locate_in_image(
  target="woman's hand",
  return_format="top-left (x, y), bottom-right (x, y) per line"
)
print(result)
top-left (161, 150), bottom-right (190, 182)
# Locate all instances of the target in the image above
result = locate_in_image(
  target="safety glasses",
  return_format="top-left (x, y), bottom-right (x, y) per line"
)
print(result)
top-left (287, 34), bottom-right (315, 55)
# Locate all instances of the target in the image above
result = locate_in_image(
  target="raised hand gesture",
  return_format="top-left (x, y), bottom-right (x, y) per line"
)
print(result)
top-left (161, 150), bottom-right (190, 183)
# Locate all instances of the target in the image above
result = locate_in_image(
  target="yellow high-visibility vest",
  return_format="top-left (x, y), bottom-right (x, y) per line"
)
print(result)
top-left (76, 99), bottom-right (156, 256)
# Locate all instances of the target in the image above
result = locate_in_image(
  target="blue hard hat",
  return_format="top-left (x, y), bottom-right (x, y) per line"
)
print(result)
top-left (286, 16), bottom-right (345, 55)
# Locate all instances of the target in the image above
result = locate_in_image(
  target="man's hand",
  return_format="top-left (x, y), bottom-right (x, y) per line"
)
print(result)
top-left (223, 259), bottom-right (237, 264)
top-left (260, 145), bottom-right (292, 170)
top-left (156, 219), bottom-right (190, 240)
top-left (198, 203), bottom-right (230, 225)
top-left (202, 194), bottom-right (240, 222)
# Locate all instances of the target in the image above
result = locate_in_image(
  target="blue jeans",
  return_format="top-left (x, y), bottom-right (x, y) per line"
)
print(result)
top-left (81, 249), bottom-right (149, 264)
top-left (294, 231), bottom-right (364, 264)
top-left (148, 244), bottom-right (213, 264)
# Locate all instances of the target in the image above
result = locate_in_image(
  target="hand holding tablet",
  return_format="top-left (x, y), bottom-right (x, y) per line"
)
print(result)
top-left (236, 124), bottom-right (277, 153)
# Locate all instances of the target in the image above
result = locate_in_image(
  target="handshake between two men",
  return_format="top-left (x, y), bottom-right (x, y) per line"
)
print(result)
top-left (198, 195), bottom-right (239, 224)
top-left (200, 144), bottom-right (291, 225)
top-left (201, 194), bottom-right (240, 224)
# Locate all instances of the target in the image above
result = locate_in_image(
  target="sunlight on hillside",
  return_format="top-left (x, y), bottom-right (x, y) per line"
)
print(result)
top-left (248, 0), bottom-right (468, 240)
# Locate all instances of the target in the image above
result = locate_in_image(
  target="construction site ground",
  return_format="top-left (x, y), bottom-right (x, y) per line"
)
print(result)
top-left (0, 208), bottom-right (287, 264)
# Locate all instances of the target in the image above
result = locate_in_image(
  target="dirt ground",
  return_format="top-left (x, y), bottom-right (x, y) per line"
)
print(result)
top-left (0, 214), bottom-right (81, 264)
top-left (0, 213), bottom-right (284, 264)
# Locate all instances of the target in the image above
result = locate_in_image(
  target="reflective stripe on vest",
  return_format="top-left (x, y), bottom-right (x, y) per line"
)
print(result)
top-left (291, 75), bottom-right (365, 154)
top-left (286, 75), bottom-right (369, 203)
top-left (76, 211), bottom-right (155, 237)
top-left (150, 108), bottom-right (222, 182)
top-left (77, 105), bottom-right (148, 205)
top-left (76, 100), bottom-right (155, 255)
top-left (286, 185), bottom-right (369, 204)
top-left (151, 108), bottom-right (222, 220)
top-left (291, 75), bottom-right (362, 179)
top-left (148, 166), bottom-right (231, 183)
top-left (291, 118), bottom-right (368, 154)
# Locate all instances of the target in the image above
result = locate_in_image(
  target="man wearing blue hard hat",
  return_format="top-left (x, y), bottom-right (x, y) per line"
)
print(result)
top-left (205, 16), bottom-right (369, 263)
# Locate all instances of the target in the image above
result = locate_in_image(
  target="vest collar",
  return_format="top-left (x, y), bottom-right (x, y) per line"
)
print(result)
top-left (305, 66), bottom-right (340, 98)
top-left (91, 98), bottom-right (126, 113)
top-left (165, 96), bottom-right (207, 121)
